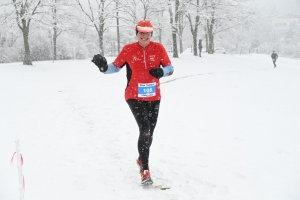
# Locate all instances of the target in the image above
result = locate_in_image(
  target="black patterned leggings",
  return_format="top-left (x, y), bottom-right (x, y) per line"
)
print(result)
top-left (127, 99), bottom-right (160, 171)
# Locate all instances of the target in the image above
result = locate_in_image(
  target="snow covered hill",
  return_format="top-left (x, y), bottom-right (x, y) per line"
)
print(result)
top-left (1, 53), bottom-right (300, 200)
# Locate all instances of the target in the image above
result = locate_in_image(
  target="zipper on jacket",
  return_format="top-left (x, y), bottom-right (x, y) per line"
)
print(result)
top-left (143, 48), bottom-right (147, 69)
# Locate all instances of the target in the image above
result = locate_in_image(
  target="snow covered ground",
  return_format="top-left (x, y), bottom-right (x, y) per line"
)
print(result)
top-left (1, 51), bottom-right (300, 200)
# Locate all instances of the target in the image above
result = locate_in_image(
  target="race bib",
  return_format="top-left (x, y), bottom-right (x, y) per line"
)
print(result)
top-left (138, 82), bottom-right (156, 97)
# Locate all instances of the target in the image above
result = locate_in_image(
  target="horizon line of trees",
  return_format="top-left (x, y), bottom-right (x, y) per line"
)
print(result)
top-left (0, 0), bottom-right (299, 65)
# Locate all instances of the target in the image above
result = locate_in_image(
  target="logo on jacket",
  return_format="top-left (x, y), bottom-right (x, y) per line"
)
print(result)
top-left (133, 56), bottom-right (141, 61)
top-left (149, 55), bottom-right (155, 61)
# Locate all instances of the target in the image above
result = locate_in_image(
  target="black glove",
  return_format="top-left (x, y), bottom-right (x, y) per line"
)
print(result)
top-left (91, 54), bottom-right (108, 72)
top-left (149, 68), bottom-right (164, 79)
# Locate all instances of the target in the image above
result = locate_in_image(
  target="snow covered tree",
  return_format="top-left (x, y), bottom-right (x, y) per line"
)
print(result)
top-left (10, 0), bottom-right (42, 65)
top-left (114, 0), bottom-right (121, 54)
top-left (202, 0), bottom-right (255, 54)
top-left (177, 4), bottom-right (187, 54)
top-left (185, 0), bottom-right (202, 56)
top-left (42, 0), bottom-right (75, 60)
top-left (168, 0), bottom-right (179, 58)
top-left (0, 7), bottom-right (20, 48)
top-left (75, 0), bottom-right (112, 56)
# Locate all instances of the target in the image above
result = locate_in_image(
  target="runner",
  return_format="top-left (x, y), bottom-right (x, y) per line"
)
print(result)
top-left (91, 19), bottom-right (174, 185)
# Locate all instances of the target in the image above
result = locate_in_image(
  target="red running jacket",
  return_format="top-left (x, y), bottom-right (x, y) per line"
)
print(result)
top-left (112, 41), bottom-right (172, 101)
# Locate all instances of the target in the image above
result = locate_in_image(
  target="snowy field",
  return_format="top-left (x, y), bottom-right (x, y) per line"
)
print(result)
top-left (1, 51), bottom-right (300, 200)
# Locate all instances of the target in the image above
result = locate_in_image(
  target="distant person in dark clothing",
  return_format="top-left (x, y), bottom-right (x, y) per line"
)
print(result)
top-left (198, 39), bottom-right (202, 57)
top-left (271, 51), bottom-right (278, 68)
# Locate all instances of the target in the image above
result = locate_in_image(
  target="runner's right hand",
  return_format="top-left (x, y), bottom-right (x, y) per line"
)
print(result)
top-left (91, 54), bottom-right (108, 72)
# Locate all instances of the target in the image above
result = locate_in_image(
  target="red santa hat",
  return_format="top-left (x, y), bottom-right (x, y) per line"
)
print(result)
top-left (136, 20), bottom-right (153, 32)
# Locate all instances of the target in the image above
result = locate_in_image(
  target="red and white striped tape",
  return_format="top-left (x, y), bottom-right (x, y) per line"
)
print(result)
top-left (11, 152), bottom-right (25, 191)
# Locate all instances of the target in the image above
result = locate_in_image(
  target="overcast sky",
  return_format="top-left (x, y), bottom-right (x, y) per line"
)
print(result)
top-left (253, 0), bottom-right (300, 14)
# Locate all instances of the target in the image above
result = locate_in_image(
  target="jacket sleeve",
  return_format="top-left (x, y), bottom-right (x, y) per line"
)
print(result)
top-left (104, 63), bottom-right (121, 74)
top-left (162, 65), bottom-right (174, 77)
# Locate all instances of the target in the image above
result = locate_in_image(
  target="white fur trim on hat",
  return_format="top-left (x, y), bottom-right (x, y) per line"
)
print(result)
top-left (136, 26), bottom-right (153, 32)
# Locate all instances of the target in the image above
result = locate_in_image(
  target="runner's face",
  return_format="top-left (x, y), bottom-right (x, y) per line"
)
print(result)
top-left (137, 32), bottom-right (152, 47)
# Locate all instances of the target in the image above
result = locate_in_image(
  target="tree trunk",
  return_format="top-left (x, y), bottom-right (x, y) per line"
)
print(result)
top-left (98, 29), bottom-right (104, 55)
top-left (22, 26), bottom-right (32, 65)
top-left (172, 32), bottom-right (178, 58)
top-left (193, 31), bottom-right (198, 56)
top-left (208, 31), bottom-right (214, 53)
top-left (186, 0), bottom-right (200, 56)
top-left (157, 10), bottom-right (163, 43)
top-left (53, 29), bottom-right (57, 60)
top-left (168, 0), bottom-right (179, 58)
top-left (206, 19), bottom-right (214, 54)
top-left (53, 2), bottom-right (57, 60)
top-left (116, 0), bottom-right (120, 54)
top-left (187, 19), bottom-right (199, 56)
top-left (204, 27), bottom-right (208, 52)
top-left (99, 1), bottom-right (105, 55)
top-left (158, 28), bottom-right (162, 43)
top-left (178, 13), bottom-right (183, 54)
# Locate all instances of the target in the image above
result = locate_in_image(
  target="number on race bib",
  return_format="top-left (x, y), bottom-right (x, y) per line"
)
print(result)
top-left (138, 82), bottom-right (156, 97)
